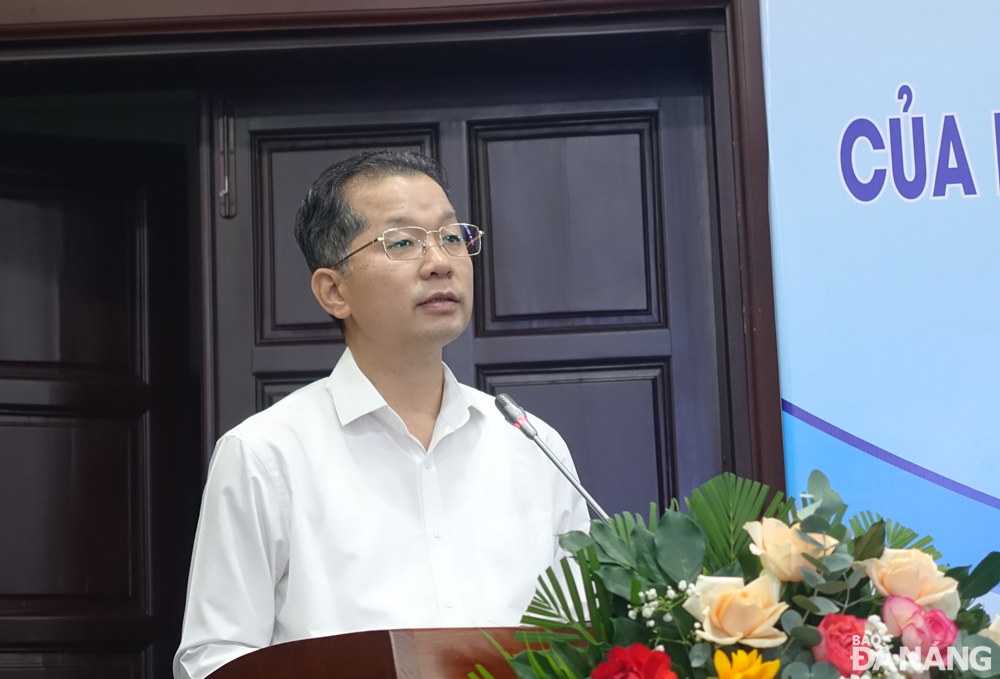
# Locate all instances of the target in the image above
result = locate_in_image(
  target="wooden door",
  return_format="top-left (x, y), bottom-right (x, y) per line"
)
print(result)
top-left (206, 32), bottom-right (731, 513)
top-left (0, 134), bottom-right (199, 678)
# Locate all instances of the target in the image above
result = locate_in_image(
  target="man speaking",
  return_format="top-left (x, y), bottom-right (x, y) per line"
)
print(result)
top-left (174, 151), bottom-right (591, 679)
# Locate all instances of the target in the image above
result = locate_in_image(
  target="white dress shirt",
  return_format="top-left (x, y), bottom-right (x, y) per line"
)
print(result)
top-left (174, 348), bottom-right (591, 679)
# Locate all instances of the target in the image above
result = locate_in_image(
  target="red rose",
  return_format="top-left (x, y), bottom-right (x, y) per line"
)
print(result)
top-left (813, 613), bottom-right (869, 677)
top-left (592, 644), bottom-right (677, 679)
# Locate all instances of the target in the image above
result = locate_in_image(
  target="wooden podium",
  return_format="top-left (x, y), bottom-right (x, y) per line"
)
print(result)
top-left (207, 628), bottom-right (521, 679)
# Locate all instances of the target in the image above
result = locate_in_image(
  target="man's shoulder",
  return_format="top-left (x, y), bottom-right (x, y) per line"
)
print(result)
top-left (455, 382), bottom-right (562, 440)
top-left (222, 376), bottom-right (332, 453)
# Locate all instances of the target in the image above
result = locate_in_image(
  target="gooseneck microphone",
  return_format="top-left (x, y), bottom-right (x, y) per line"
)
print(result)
top-left (494, 393), bottom-right (611, 525)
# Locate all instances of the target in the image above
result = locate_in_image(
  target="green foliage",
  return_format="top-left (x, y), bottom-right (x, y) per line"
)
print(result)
top-left (962, 551), bottom-right (1000, 599)
top-left (848, 510), bottom-right (941, 560)
top-left (685, 473), bottom-right (789, 572)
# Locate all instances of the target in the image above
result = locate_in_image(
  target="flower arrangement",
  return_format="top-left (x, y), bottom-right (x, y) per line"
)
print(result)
top-left (470, 471), bottom-right (1000, 679)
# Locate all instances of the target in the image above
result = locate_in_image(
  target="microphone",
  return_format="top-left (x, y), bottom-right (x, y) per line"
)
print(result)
top-left (494, 393), bottom-right (611, 524)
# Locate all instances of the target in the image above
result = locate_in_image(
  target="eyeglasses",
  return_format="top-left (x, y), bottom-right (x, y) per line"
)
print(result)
top-left (331, 223), bottom-right (485, 269)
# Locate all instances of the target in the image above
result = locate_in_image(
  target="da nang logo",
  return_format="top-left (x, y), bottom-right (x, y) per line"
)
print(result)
top-left (839, 84), bottom-right (1000, 202)
top-left (851, 632), bottom-right (994, 674)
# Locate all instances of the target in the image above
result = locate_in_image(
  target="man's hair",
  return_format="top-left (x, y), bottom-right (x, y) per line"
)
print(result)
top-left (294, 149), bottom-right (449, 274)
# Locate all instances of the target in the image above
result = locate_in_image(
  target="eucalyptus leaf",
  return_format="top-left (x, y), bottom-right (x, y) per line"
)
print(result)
top-left (825, 552), bottom-right (854, 573)
top-left (689, 643), bottom-right (712, 668)
top-left (591, 521), bottom-right (637, 569)
top-left (962, 552), bottom-right (1000, 599)
top-left (799, 567), bottom-right (826, 589)
top-left (815, 580), bottom-right (849, 595)
top-left (810, 596), bottom-right (840, 615)
top-left (810, 662), bottom-right (840, 679)
top-left (790, 625), bottom-right (822, 646)
top-left (800, 515), bottom-right (831, 534)
top-left (793, 595), bottom-right (820, 615)
top-left (781, 661), bottom-right (810, 679)
top-left (781, 609), bottom-right (804, 634)
top-left (796, 529), bottom-right (827, 550)
top-left (654, 510), bottom-right (706, 584)
top-left (846, 567), bottom-right (867, 589)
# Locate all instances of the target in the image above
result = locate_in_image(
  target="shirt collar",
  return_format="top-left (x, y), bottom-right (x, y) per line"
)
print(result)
top-left (327, 347), bottom-right (486, 427)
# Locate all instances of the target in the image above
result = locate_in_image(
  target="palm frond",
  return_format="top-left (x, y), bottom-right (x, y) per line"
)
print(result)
top-left (848, 510), bottom-right (941, 560)
top-left (685, 472), bottom-right (774, 571)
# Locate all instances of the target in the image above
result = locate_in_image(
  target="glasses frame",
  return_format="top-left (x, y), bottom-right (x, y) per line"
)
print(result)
top-left (330, 223), bottom-right (485, 269)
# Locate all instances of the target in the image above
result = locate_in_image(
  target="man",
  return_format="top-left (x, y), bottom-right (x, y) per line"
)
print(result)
top-left (174, 151), bottom-right (591, 679)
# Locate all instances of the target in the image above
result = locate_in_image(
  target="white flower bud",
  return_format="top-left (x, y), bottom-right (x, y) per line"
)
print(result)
top-left (654, 645), bottom-right (665, 652)
top-left (678, 580), bottom-right (687, 590)
top-left (666, 588), bottom-right (676, 599)
top-left (628, 609), bottom-right (637, 620)
top-left (638, 591), bottom-right (647, 602)
top-left (693, 621), bottom-right (702, 629)
top-left (642, 607), bottom-right (654, 619)
top-left (663, 613), bottom-right (673, 623)
top-left (647, 619), bottom-right (656, 628)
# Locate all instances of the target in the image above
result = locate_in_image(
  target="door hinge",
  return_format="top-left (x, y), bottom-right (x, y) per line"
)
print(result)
top-left (214, 94), bottom-right (236, 219)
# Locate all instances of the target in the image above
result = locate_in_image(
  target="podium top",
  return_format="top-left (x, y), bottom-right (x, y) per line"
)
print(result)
top-left (208, 627), bottom-right (521, 679)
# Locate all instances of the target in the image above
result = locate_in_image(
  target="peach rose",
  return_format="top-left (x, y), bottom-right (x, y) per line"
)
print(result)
top-left (682, 574), bottom-right (789, 648)
top-left (863, 549), bottom-right (960, 619)
top-left (979, 615), bottom-right (1000, 646)
top-left (743, 518), bottom-right (838, 582)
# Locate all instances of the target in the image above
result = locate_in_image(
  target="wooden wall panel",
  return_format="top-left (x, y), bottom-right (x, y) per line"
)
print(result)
top-left (0, 415), bottom-right (138, 599)
top-left (480, 363), bottom-right (673, 516)
top-left (0, 652), bottom-right (142, 678)
top-left (470, 114), bottom-right (662, 335)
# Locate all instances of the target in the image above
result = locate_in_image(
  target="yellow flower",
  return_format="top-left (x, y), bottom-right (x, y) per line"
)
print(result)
top-left (714, 649), bottom-right (780, 679)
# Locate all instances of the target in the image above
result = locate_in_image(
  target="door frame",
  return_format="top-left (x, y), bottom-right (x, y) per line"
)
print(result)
top-left (0, 0), bottom-right (785, 494)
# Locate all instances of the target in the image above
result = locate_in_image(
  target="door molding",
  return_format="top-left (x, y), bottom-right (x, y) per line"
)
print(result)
top-left (0, 0), bottom-right (784, 494)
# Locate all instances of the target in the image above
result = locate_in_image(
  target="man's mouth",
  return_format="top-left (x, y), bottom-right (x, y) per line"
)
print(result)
top-left (418, 292), bottom-right (459, 307)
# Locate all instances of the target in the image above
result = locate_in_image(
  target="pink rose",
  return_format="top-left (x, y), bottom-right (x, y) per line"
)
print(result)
top-left (813, 613), bottom-right (869, 677)
top-left (882, 596), bottom-right (958, 659)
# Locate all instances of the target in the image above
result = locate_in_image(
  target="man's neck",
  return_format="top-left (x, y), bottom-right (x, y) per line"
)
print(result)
top-left (347, 340), bottom-right (445, 448)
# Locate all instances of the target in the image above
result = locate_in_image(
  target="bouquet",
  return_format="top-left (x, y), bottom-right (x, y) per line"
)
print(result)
top-left (471, 471), bottom-right (1000, 679)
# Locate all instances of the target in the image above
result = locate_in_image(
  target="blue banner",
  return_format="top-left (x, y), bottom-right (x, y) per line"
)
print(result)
top-left (760, 0), bottom-right (1000, 614)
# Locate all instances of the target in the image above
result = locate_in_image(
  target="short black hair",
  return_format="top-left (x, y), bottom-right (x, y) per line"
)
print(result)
top-left (294, 149), bottom-right (449, 331)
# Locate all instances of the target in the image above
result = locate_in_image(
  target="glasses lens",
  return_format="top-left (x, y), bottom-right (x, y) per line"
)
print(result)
top-left (383, 227), bottom-right (425, 260)
top-left (440, 224), bottom-right (482, 257)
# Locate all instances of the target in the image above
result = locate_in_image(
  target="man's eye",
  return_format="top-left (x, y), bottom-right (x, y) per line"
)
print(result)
top-left (387, 240), bottom-right (415, 249)
top-left (442, 234), bottom-right (463, 244)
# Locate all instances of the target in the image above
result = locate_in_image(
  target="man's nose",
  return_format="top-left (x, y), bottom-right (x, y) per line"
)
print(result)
top-left (420, 235), bottom-right (454, 276)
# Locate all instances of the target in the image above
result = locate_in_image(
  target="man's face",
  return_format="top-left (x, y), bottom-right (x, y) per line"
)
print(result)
top-left (336, 172), bottom-right (473, 351)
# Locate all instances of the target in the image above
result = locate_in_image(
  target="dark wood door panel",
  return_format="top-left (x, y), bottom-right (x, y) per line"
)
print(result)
top-left (481, 363), bottom-right (673, 517)
top-left (0, 134), bottom-right (198, 678)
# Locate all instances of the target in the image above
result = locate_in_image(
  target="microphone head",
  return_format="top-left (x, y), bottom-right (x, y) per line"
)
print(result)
top-left (494, 393), bottom-right (524, 425)
top-left (494, 393), bottom-right (538, 438)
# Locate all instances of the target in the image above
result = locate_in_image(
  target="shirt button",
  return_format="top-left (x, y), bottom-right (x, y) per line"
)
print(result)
top-left (445, 600), bottom-right (454, 608)
top-left (424, 459), bottom-right (432, 469)
top-left (433, 529), bottom-right (442, 538)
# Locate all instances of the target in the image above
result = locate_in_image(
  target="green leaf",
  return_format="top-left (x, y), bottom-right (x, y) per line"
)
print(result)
top-left (800, 514), bottom-right (831, 535)
top-left (962, 552), bottom-right (1000, 599)
top-left (685, 473), bottom-right (771, 572)
top-left (550, 641), bottom-right (591, 679)
top-left (472, 664), bottom-right (498, 679)
top-left (561, 558), bottom-right (587, 627)
top-left (824, 552), bottom-right (854, 573)
top-left (802, 554), bottom-right (831, 575)
top-left (811, 662), bottom-right (840, 679)
top-left (611, 617), bottom-right (647, 647)
top-left (559, 531), bottom-right (596, 554)
top-left (810, 596), bottom-right (840, 615)
top-left (781, 610), bottom-right (804, 634)
top-left (793, 595), bottom-right (820, 615)
top-left (814, 580), bottom-right (849, 595)
top-left (852, 520), bottom-right (885, 561)
top-left (591, 521), bottom-right (637, 569)
top-left (597, 565), bottom-right (641, 600)
top-left (716, 560), bottom-right (744, 578)
top-left (654, 510), bottom-right (706, 584)
top-left (846, 567), bottom-right (867, 589)
top-left (781, 661), bottom-right (810, 679)
top-left (799, 567), bottom-right (826, 589)
top-left (630, 522), bottom-right (665, 583)
top-left (790, 625), bottom-right (822, 647)
top-left (689, 643), bottom-right (712, 668)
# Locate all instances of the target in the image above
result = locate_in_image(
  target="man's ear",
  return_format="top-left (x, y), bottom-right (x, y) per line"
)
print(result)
top-left (311, 267), bottom-right (351, 321)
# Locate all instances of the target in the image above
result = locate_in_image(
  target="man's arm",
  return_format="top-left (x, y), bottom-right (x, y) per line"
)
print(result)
top-left (174, 437), bottom-right (290, 679)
